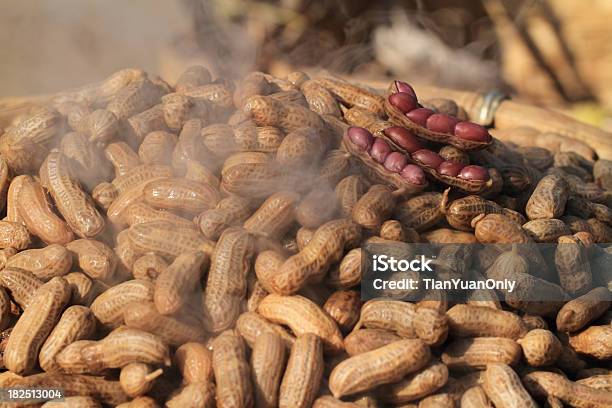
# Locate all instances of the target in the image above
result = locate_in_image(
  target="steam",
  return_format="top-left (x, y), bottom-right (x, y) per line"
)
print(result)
top-left (373, 11), bottom-right (499, 90)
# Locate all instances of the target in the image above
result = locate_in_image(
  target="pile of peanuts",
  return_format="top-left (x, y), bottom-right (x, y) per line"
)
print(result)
top-left (0, 65), bottom-right (609, 408)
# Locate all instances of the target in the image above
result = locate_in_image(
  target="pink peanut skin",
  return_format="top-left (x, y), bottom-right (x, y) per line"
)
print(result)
top-left (412, 149), bottom-right (444, 168)
top-left (383, 126), bottom-right (422, 153)
top-left (347, 127), bottom-right (373, 151)
top-left (370, 138), bottom-right (391, 164)
top-left (426, 113), bottom-right (460, 134)
top-left (454, 122), bottom-right (491, 142)
top-left (388, 93), bottom-right (418, 113)
top-left (405, 108), bottom-right (434, 127)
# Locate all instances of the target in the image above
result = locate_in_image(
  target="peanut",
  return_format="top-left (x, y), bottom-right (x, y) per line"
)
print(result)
top-left (220, 152), bottom-right (283, 198)
top-left (4, 277), bottom-right (71, 374)
top-left (245, 277), bottom-right (268, 312)
top-left (343, 328), bottom-right (402, 356)
top-left (422, 228), bottom-right (478, 244)
top-left (127, 220), bottom-right (214, 259)
top-left (395, 191), bottom-right (448, 232)
top-left (58, 100), bottom-right (90, 129)
top-left (243, 191), bottom-right (300, 238)
top-left (0, 266), bottom-right (43, 309)
top-left (439, 145), bottom-right (470, 164)
top-left (175, 66), bottom-right (212, 93)
top-left (526, 174), bottom-right (568, 219)
top-left (175, 342), bottom-right (213, 385)
top-left (115, 229), bottom-right (140, 273)
top-left (64, 272), bottom-right (99, 306)
top-left (202, 228), bottom-right (254, 333)
top-left (60, 131), bottom-right (112, 189)
top-left (104, 142), bottom-right (141, 177)
top-left (0, 107), bottom-right (63, 174)
top-left (243, 95), bottom-right (326, 132)
top-left (214, 122), bottom-right (280, 159)
top-left (154, 250), bottom-right (208, 315)
top-left (355, 300), bottom-right (447, 345)
top-left (276, 127), bottom-right (326, 168)
top-left (446, 195), bottom-right (524, 232)
top-left (517, 329), bottom-right (563, 367)
top-left (471, 213), bottom-right (531, 244)
top-left (56, 340), bottom-right (105, 375)
top-left (92, 181), bottom-right (119, 209)
top-left (412, 306), bottom-right (449, 346)
top-left (233, 72), bottom-right (276, 108)
top-left (380, 219), bottom-right (419, 242)
top-left (441, 337), bottom-right (521, 369)
top-left (119, 363), bottom-right (163, 397)
top-left (352, 185), bottom-right (398, 232)
top-left (257, 294), bottom-right (344, 353)
top-left (255, 219), bottom-right (361, 295)
top-left (66, 239), bottom-right (118, 283)
top-left (459, 386), bottom-right (492, 408)
top-left (279, 333), bottom-right (324, 408)
top-left (316, 77), bottom-right (385, 116)
top-left (143, 177), bottom-right (219, 214)
top-left (484, 245), bottom-right (567, 316)
top-left (6, 175), bottom-right (30, 223)
top-left (446, 304), bottom-right (528, 339)
top-left (90, 279), bottom-right (154, 328)
top-left (39, 305), bottom-right (97, 372)
top-left (568, 325), bottom-right (612, 360)
top-left (328, 339), bottom-right (430, 398)
top-left (235, 311), bottom-right (295, 349)
top-left (6, 244), bottom-right (72, 281)
top-left (111, 164), bottom-right (174, 195)
top-left (40, 151), bottom-right (105, 238)
top-left (522, 314), bottom-right (549, 331)
top-left (556, 287), bottom-right (610, 332)
top-left (482, 364), bottom-right (538, 408)
top-left (196, 195), bottom-right (251, 240)
top-left (123, 301), bottom-right (206, 346)
top-left (80, 328), bottom-right (170, 369)
top-left (522, 219), bottom-right (571, 242)
top-left (107, 77), bottom-right (166, 120)
top-left (377, 360), bottom-right (449, 404)
top-left (0, 220), bottom-right (31, 250)
top-left (323, 290), bottom-right (361, 333)
top-left (166, 382), bottom-right (215, 408)
top-left (16, 176), bottom-right (74, 244)
top-left (335, 175), bottom-right (370, 218)
top-left (172, 119), bottom-right (211, 173)
top-left (324, 245), bottom-right (360, 289)
top-left (184, 159), bottom-right (220, 187)
top-left (313, 396), bottom-right (361, 407)
top-left (0, 287), bottom-right (11, 331)
top-left (555, 235), bottom-right (593, 296)
top-left (123, 202), bottom-right (194, 229)
top-left (13, 372), bottom-right (129, 406)
top-left (301, 79), bottom-right (341, 116)
top-left (162, 93), bottom-right (209, 131)
top-left (137, 131), bottom-right (177, 165)
top-left (116, 396), bottom-right (160, 408)
top-left (211, 330), bottom-right (253, 408)
top-left (523, 370), bottom-right (612, 408)
top-left (576, 374), bottom-right (612, 391)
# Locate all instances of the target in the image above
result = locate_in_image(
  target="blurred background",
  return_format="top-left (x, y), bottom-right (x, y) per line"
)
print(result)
top-left (2, 0), bottom-right (612, 129)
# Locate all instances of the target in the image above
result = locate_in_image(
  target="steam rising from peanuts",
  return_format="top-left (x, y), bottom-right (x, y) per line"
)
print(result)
top-left (0, 66), bottom-right (609, 407)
